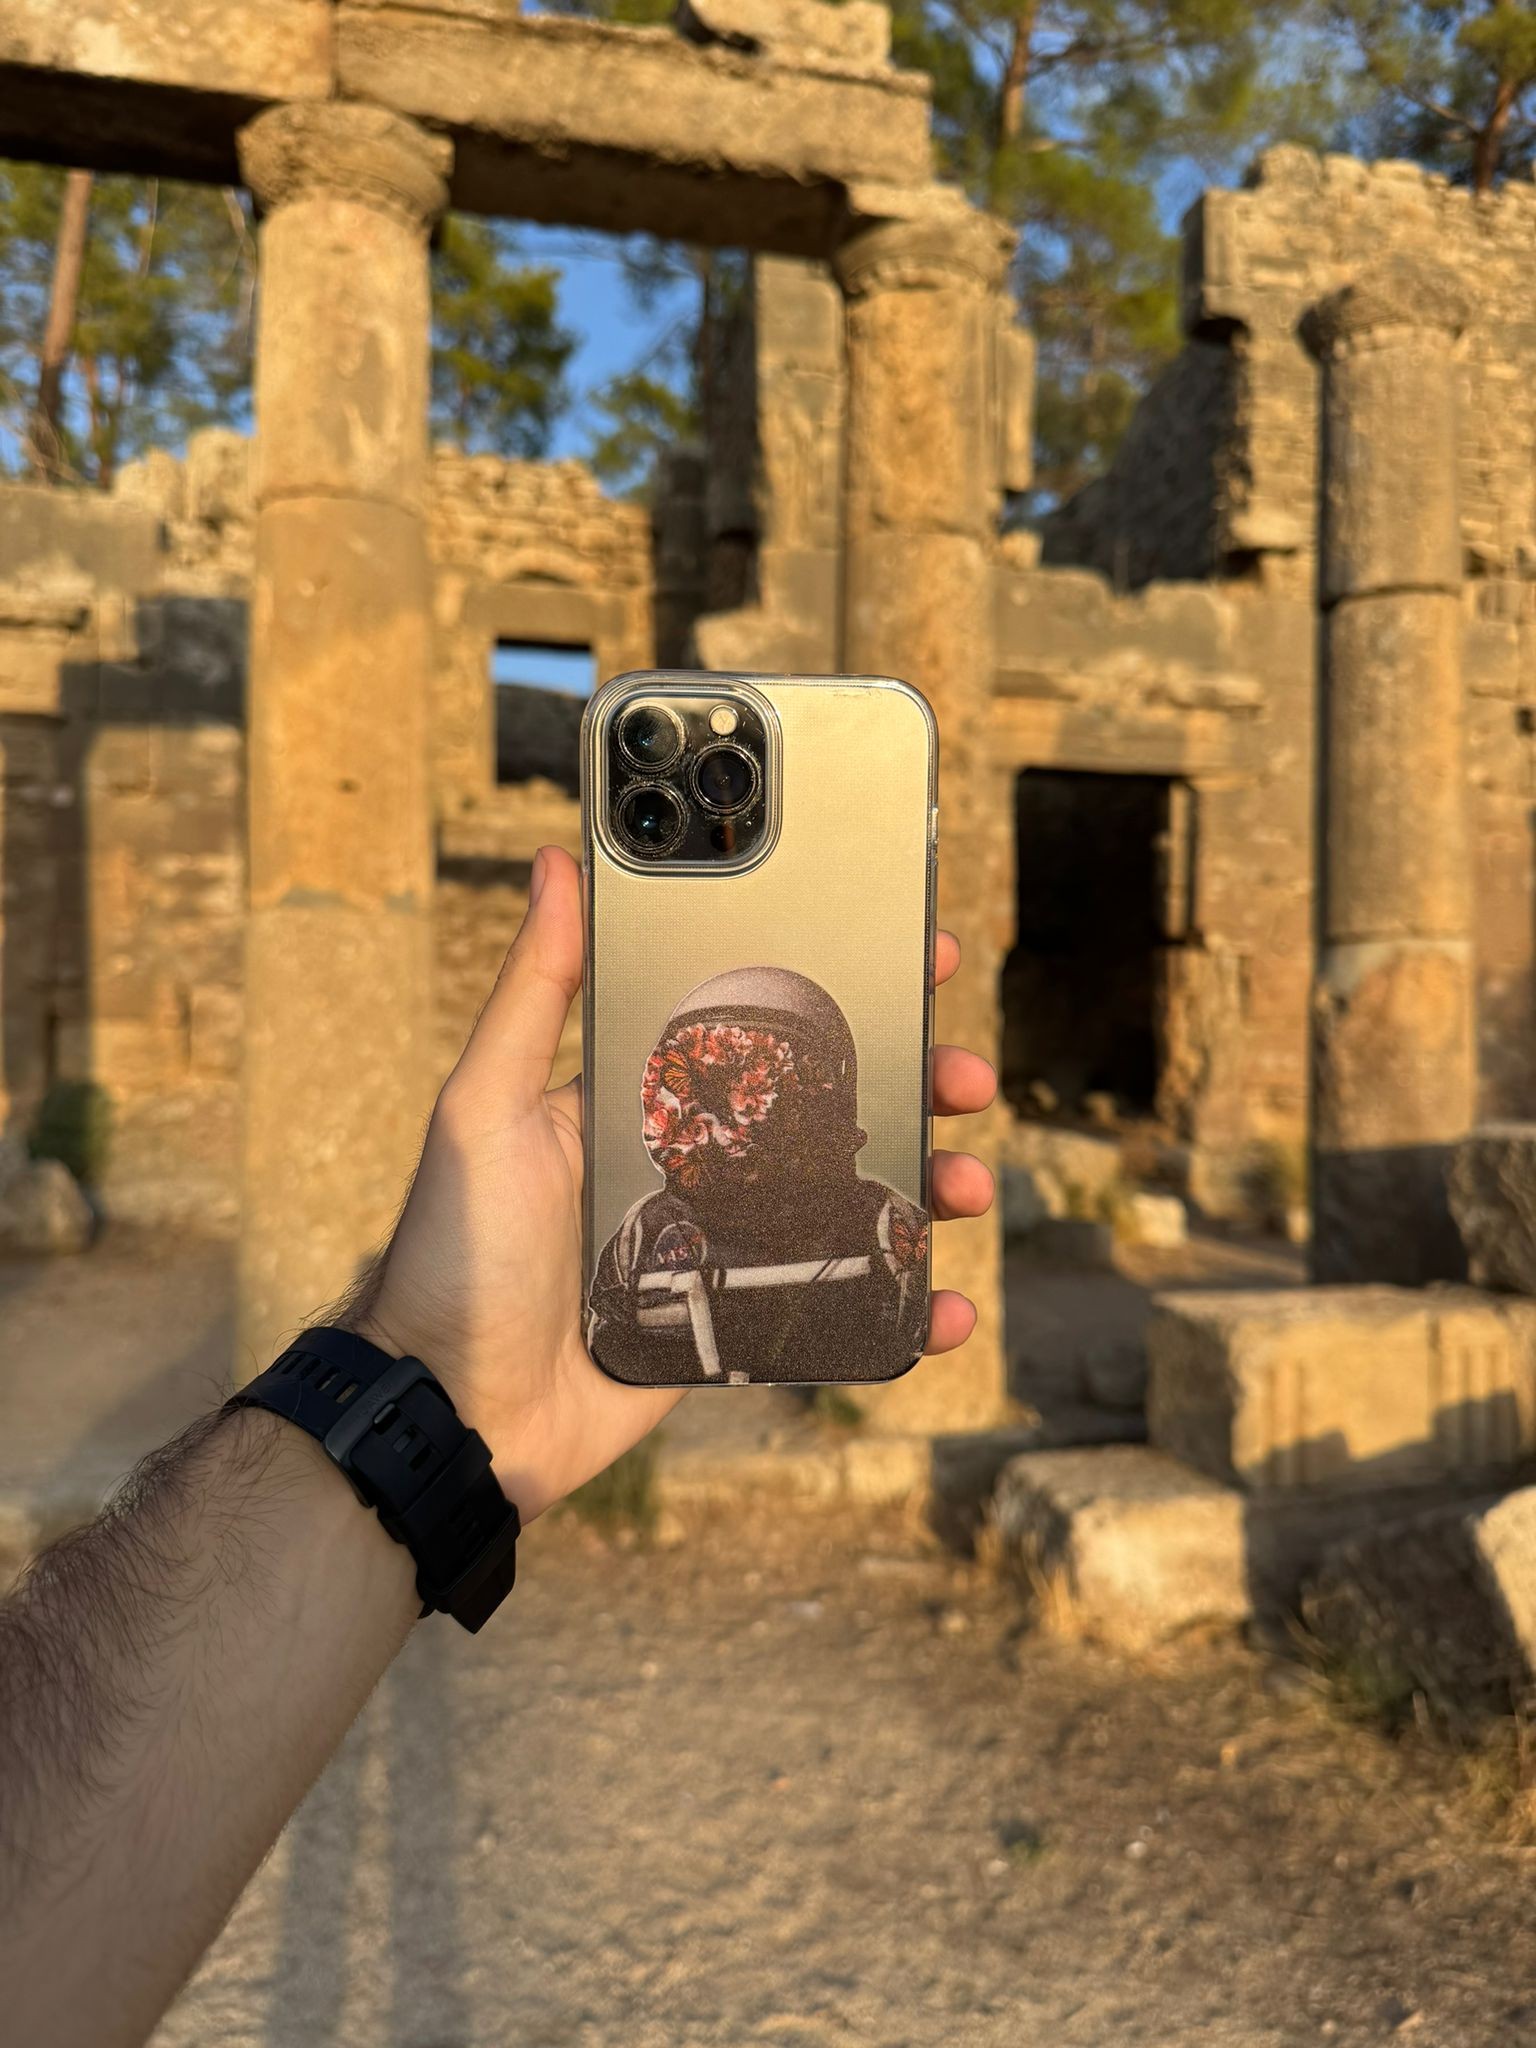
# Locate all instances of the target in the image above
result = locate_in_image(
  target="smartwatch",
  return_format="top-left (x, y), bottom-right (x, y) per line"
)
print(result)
top-left (229, 1325), bottom-right (519, 1633)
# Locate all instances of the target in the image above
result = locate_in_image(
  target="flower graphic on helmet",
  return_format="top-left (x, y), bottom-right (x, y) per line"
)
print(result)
top-left (641, 1021), bottom-right (822, 1190)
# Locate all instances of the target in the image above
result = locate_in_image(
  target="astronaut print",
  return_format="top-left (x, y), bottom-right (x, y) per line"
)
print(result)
top-left (586, 966), bottom-right (930, 1385)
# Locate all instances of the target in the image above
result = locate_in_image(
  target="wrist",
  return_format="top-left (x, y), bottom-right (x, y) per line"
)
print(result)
top-left (234, 1327), bottom-right (521, 1632)
top-left (217, 1405), bottom-right (421, 1621)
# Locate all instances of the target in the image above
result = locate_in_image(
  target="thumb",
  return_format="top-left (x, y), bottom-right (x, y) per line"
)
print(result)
top-left (454, 845), bottom-right (584, 1109)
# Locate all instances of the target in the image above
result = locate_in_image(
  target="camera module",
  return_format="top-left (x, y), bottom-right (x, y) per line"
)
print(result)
top-left (617, 701), bottom-right (684, 772)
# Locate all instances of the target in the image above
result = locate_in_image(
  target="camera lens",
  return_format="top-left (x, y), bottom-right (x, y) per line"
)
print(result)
top-left (692, 744), bottom-right (758, 815)
top-left (618, 702), bottom-right (683, 771)
top-left (617, 783), bottom-right (685, 854)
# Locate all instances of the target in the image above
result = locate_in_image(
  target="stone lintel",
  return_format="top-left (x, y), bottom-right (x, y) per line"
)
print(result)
top-left (338, 6), bottom-right (932, 250)
top-left (1147, 1285), bottom-right (1536, 1494)
top-left (0, 3), bottom-right (933, 253)
top-left (990, 695), bottom-right (1249, 781)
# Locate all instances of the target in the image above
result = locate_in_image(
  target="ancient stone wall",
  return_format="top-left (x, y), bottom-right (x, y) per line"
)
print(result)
top-left (0, 431), bottom-right (650, 1233)
top-left (992, 560), bottom-right (1314, 1199)
top-left (1043, 147), bottom-right (1536, 1139)
top-left (1038, 341), bottom-right (1234, 587)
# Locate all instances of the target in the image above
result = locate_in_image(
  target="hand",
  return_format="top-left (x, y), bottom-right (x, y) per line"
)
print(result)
top-left (347, 845), bottom-right (997, 1518)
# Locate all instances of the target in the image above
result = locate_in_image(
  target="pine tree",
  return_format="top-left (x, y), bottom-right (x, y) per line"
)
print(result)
top-left (431, 216), bottom-right (574, 457)
top-left (887, 0), bottom-right (1332, 505)
top-left (1325, 0), bottom-right (1536, 190)
top-left (0, 162), bottom-right (253, 486)
top-left (0, 162), bottom-right (578, 484)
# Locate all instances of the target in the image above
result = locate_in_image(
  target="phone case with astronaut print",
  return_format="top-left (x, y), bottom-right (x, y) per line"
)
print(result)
top-left (581, 672), bottom-right (937, 1389)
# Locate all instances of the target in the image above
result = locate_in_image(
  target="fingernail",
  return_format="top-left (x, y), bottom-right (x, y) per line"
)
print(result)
top-left (529, 848), bottom-right (547, 906)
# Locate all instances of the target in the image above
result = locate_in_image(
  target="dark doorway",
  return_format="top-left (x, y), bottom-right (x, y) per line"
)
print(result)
top-left (1003, 769), bottom-right (1184, 1118)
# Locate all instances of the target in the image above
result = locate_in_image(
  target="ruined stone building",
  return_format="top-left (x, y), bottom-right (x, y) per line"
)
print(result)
top-left (6, 3), bottom-right (1536, 1494)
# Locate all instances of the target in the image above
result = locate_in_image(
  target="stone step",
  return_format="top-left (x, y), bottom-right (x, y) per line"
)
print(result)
top-left (989, 1445), bottom-right (1250, 1651)
top-left (1303, 1484), bottom-right (1536, 1730)
top-left (983, 1440), bottom-right (1532, 1653)
top-left (1147, 1284), bottom-right (1536, 1493)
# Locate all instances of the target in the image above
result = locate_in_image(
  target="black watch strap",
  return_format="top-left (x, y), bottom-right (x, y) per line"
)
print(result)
top-left (229, 1326), bottom-right (519, 1633)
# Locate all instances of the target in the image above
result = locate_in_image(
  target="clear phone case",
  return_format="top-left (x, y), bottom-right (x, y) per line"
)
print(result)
top-left (581, 671), bottom-right (936, 1388)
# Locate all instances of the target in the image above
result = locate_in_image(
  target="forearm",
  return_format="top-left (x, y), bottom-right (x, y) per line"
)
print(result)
top-left (0, 1406), bottom-right (418, 2048)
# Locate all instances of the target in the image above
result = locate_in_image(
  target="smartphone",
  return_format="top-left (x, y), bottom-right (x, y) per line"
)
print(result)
top-left (580, 670), bottom-right (937, 1389)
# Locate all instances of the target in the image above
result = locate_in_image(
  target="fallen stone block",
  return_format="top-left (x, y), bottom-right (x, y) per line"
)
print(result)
top-left (1118, 1190), bottom-right (1188, 1250)
top-left (1450, 1124), bottom-right (1536, 1295)
top-left (0, 1140), bottom-right (92, 1255)
top-left (1001, 1121), bottom-right (1122, 1207)
top-left (1001, 1162), bottom-right (1063, 1237)
top-left (1303, 1485), bottom-right (1536, 1727)
top-left (1148, 1285), bottom-right (1536, 1493)
top-left (991, 1445), bottom-right (1249, 1651)
top-left (1020, 1218), bottom-right (1116, 1271)
top-left (1080, 1337), bottom-right (1147, 1411)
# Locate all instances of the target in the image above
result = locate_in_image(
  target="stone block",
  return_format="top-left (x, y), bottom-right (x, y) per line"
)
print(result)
top-left (1022, 1219), bottom-right (1116, 1271)
top-left (0, 1140), bottom-right (92, 1255)
top-left (678, 0), bottom-right (891, 68)
top-left (1001, 1162), bottom-right (1062, 1237)
top-left (992, 1446), bottom-right (1249, 1650)
top-left (1303, 1486), bottom-right (1536, 1726)
top-left (1450, 1124), bottom-right (1536, 1294)
top-left (188, 984), bottom-right (245, 1080)
top-left (184, 429), bottom-right (251, 527)
top-left (1148, 1285), bottom-right (1536, 1493)
top-left (1081, 1338), bottom-right (1147, 1412)
top-left (1000, 1121), bottom-right (1122, 1205)
top-left (1119, 1191), bottom-right (1188, 1250)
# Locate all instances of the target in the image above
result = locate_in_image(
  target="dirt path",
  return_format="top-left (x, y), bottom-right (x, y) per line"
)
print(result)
top-left (149, 1506), bottom-right (1536, 2048)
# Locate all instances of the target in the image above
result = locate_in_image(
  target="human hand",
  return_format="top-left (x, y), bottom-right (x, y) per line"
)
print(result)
top-left (348, 844), bottom-right (996, 1518)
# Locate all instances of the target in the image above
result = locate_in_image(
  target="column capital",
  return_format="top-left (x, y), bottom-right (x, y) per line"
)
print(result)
top-left (1302, 255), bottom-right (1469, 360)
top-left (834, 193), bottom-right (1014, 298)
top-left (238, 102), bottom-right (452, 234)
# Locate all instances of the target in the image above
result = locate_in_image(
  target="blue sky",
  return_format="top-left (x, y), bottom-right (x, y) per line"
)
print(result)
top-left (517, 225), bottom-right (694, 463)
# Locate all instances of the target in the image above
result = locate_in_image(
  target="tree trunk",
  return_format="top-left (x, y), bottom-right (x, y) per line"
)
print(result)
top-left (1473, 73), bottom-right (1516, 192)
top-left (29, 168), bottom-right (93, 483)
top-left (999, 6), bottom-right (1036, 148)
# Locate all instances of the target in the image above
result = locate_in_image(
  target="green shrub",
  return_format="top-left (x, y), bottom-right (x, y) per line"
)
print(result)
top-left (29, 1080), bottom-right (112, 1186)
top-left (566, 1441), bottom-right (658, 1536)
top-left (811, 1385), bottom-right (864, 1429)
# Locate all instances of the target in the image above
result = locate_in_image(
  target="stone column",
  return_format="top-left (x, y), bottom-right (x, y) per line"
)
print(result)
top-left (1303, 257), bottom-right (1473, 1284)
top-left (834, 195), bottom-right (1016, 1430)
top-left (235, 104), bottom-right (451, 1368)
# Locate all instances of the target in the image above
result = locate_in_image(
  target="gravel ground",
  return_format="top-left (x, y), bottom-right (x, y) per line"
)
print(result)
top-left (8, 1235), bottom-right (1536, 2046)
top-left (150, 1506), bottom-right (1536, 2048)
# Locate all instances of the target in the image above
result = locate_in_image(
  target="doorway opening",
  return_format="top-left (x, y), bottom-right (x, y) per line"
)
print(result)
top-left (489, 638), bottom-right (594, 794)
top-left (1002, 769), bottom-right (1188, 1120)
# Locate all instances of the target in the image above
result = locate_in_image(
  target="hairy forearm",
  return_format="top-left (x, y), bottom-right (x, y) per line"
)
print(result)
top-left (0, 1407), bottom-right (418, 2048)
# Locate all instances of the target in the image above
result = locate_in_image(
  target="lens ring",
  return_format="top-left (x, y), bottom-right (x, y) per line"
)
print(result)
top-left (616, 781), bottom-right (686, 856)
top-left (690, 742), bottom-right (760, 816)
top-left (616, 700), bottom-right (684, 772)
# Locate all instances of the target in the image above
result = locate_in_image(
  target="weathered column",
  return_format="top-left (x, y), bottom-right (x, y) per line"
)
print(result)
top-left (834, 194), bottom-right (1016, 1429)
top-left (235, 105), bottom-right (451, 1367)
top-left (1303, 258), bottom-right (1473, 1284)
